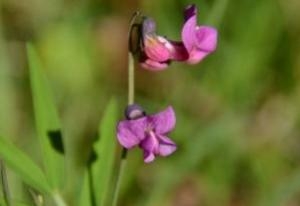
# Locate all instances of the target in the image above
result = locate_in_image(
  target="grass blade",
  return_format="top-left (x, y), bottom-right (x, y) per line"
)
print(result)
top-left (0, 197), bottom-right (32, 206)
top-left (92, 98), bottom-right (118, 206)
top-left (79, 170), bottom-right (92, 206)
top-left (0, 136), bottom-right (51, 193)
top-left (26, 43), bottom-right (65, 190)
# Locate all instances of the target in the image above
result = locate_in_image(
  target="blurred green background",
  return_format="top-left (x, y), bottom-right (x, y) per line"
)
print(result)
top-left (1, 0), bottom-right (300, 205)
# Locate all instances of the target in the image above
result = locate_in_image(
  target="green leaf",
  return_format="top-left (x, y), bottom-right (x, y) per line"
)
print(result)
top-left (92, 98), bottom-right (118, 206)
top-left (0, 136), bottom-right (51, 193)
top-left (0, 197), bottom-right (31, 206)
top-left (26, 43), bottom-right (65, 190)
top-left (79, 170), bottom-right (92, 206)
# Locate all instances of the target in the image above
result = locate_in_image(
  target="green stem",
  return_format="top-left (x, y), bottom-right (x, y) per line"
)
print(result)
top-left (128, 52), bottom-right (135, 105)
top-left (112, 52), bottom-right (135, 206)
top-left (0, 160), bottom-right (11, 206)
top-left (87, 164), bottom-right (96, 206)
top-left (112, 149), bottom-right (127, 206)
top-left (112, 11), bottom-right (139, 206)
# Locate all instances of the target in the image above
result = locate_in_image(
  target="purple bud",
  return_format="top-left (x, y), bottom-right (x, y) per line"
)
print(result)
top-left (142, 17), bottom-right (157, 36)
top-left (125, 104), bottom-right (146, 120)
top-left (184, 4), bottom-right (196, 21)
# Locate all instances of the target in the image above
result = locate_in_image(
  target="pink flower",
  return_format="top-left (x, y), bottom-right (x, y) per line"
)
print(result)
top-left (139, 18), bottom-right (174, 71)
top-left (138, 4), bottom-right (218, 70)
top-left (179, 4), bottom-right (218, 64)
top-left (117, 105), bottom-right (177, 163)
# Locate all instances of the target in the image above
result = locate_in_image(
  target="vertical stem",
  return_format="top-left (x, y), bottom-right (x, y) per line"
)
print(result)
top-left (0, 160), bottom-right (11, 206)
top-left (112, 52), bottom-right (135, 206)
top-left (112, 11), bottom-right (139, 206)
top-left (128, 52), bottom-right (135, 105)
top-left (111, 149), bottom-right (127, 206)
top-left (128, 52), bottom-right (134, 105)
top-left (87, 165), bottom-right (96, 206)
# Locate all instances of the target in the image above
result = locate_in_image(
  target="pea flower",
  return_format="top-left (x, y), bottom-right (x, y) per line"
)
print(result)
top-left (180, 4), bottom-right (218, 64)
top-left (117, 105), bottom-right (177, 163)
top-left (138, 4), bottom-right (218, 70)
top-left (139, 17), bottom-right (174, 70)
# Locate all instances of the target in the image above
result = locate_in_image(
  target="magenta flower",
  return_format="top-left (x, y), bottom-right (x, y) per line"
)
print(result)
top-left (179, 4), bottom-right (218, 64)
top-left (138, 4), bottom-right (218, 70)
top-left (117, 105), bottom-right (177, 163)
top-left (139, 18), bottom-right (174, 71)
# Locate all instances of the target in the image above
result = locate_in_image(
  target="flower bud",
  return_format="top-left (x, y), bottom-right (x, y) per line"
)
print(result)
top-left (125, 104), bottom-right (146, 120)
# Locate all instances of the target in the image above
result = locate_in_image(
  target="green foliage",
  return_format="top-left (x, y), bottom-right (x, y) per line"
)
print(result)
top-left (27, 43), bottom-right (65, 190)
top-left (0, 197), bottom-right (31, 206)
top-left (92, 99), bottom-right (118, 206)
top-left (79, 171), bottom-right (92, 206)
top-left (0, 136), bottom-right (51, 193)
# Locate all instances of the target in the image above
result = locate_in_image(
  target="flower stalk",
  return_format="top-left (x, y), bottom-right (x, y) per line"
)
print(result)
top-left (111, 53), bottom-right (135, 206)
top-left (112, 12), bottom-right (140, 206)
top-left (128, 52), bottom-right (135, 105)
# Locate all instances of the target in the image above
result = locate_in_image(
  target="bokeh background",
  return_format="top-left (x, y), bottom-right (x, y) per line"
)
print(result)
top-left (1, 0), bottom-right (300, 205)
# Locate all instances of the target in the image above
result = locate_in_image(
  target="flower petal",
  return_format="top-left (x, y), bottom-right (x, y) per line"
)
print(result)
top-left (148, 106), bottom-right (176, 134)
top-left (139, 132), bottom-right (159, 154)
top-left (186, 49), bottom-right (209, 64)
top-left (139, 132), bottom-right (159, 163)
top-left (144, 36), bottom-right (172, 62)
top-left (181, 8), bottom-right (197, 53)
top-left (117, 118), bottom-right (147, 148)
top-left (194, 26), bottom-right (218, 52)
top-left (143, 150), bottom-right (155, 163)
top-left (140, 59), bottom-right (169, 71)
top-left (157, 135), bottom-right (177, 156)
top-left (185, 27), bottom-right (217, 64)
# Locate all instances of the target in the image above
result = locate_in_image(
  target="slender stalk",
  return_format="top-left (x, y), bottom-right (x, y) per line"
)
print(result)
top-left (87, 164), bottom-right (96, 206)
top-left (0, 160), bottom-right (11, 206)
top-left (112, 149), bottom-right (127, 206)
top-left (112, 52), bottom-right (135, 206)
top-left (128, 52), bottom-right (135, 105)
top-left (112, 11), bottom-right (140, 206)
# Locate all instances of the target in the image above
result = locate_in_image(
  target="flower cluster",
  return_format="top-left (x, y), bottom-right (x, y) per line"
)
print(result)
top-left (116, 4), bottom-right (218, 163)
top-left (139, 4), bottom-right (218, 70)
